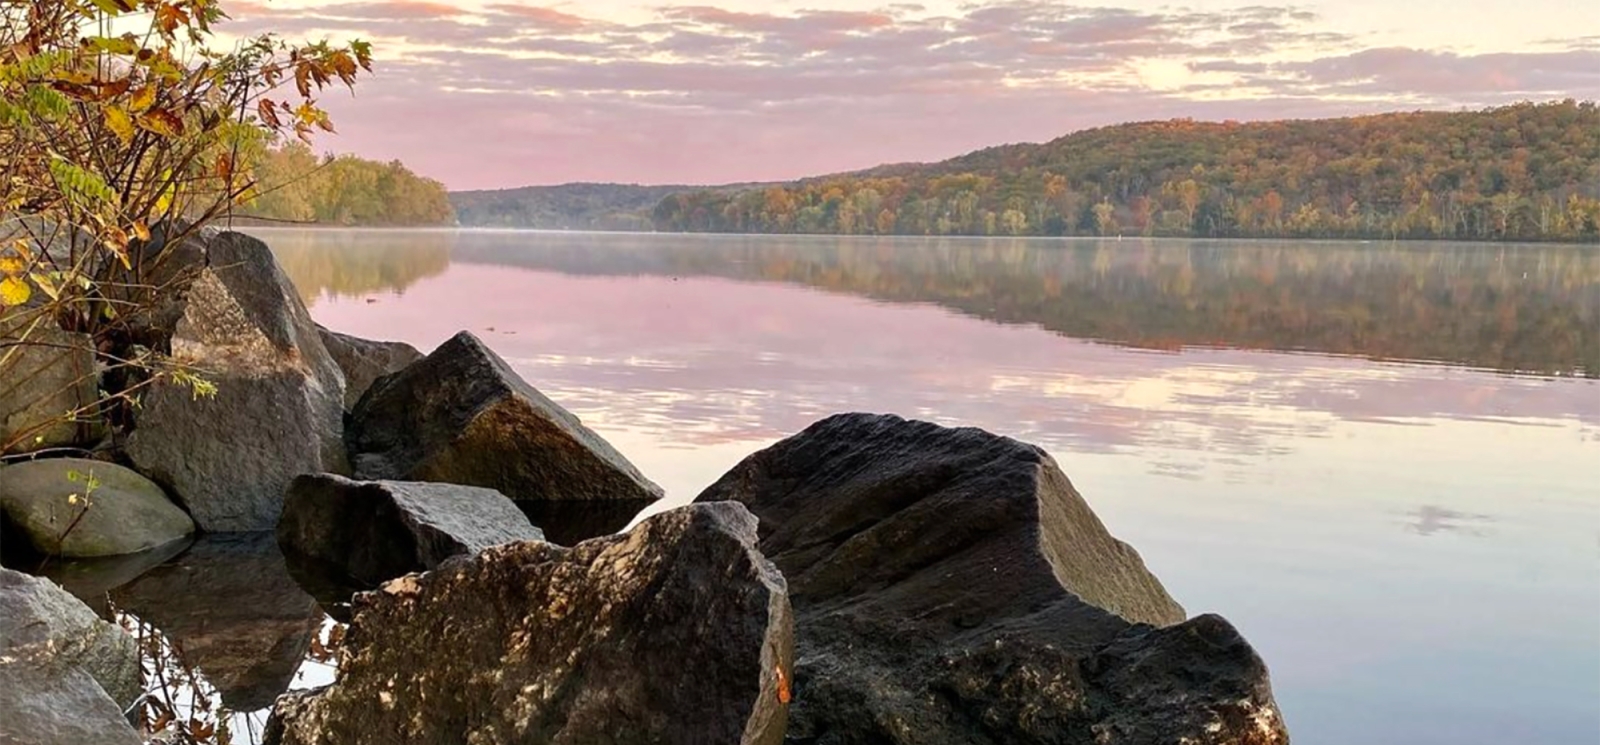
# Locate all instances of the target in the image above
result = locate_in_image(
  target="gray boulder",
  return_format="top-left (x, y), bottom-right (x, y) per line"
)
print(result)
top-left (0, 325), bottom-right (102, 455)
top-left (0, 568), bottom-right (141, 709)
top-left (0, 666), bottom-right (142, 745)
top-left (125, 231), bottom-right (347, 532)
top-left (265, 502), bottom-right (792, 745)
top-left (0, 458), bottom-right (194, 557)
top-left (695, 413), bottom-right (1288, 745)
top-left (111, 533), bottom-right (324, 712)
top-left (346, 331), bottom-right (661, 543)
top-left (278, 473), bottom-right (544, 588)
top-left (316, 326), bottom-right (424, 411)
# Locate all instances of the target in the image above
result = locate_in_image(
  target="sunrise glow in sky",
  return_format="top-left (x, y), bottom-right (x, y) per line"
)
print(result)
top-left (226, 0), bottom-right (1600, 189)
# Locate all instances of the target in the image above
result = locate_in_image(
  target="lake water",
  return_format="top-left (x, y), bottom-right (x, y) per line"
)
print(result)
top-left (17, 229), bottom-right (1599, 744)
top-left (261, 229), bottom-right (1600, 745)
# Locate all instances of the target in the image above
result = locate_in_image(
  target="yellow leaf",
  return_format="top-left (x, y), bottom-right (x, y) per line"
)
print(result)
top-left (131, 221), bottom-right (150, 241)
top-left (104, 106), bottom-right (134, 144)
top-left (28, 272), bottom-right (60, 301)
top-left (136, 108), bottom-right (183, 137)
top-left (0, 276), bottom-right (31, 306)
top-left (129, 85), bottom-right (155, 113)
top-left (0, 255), bottom-right (23, 275)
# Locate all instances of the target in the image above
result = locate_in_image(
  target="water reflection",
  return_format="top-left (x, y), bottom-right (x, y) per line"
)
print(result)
top-left (109, 534), bottom-right (324, 712)
top-left (1404, 506), bottom-right (1496, 537)
top-left (30, 537), bottom-right (193, 617)
top-left (264, 229), bottom-right (453, 306)
top-left (262, 229), bottom-right (1600, 377)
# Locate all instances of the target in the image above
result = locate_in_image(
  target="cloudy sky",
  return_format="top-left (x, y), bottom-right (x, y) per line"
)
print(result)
top-left (225, 0), bottom-right (1600, 189)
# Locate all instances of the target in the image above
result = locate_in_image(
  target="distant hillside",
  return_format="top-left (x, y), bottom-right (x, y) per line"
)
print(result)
top-left (450, 182), bottom-right (771, 230)
top-left (654, 100), bottom-right (1600, 242)
top-left (449, 184), bottom-right (687, 230)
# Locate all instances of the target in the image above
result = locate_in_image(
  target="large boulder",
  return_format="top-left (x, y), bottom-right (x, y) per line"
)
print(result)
top-left (346, 331), bottom-right (661, 543)
top-left (695, 413), bottom-right (1288, 745)
top-left (0, 666), bottom-right (143, 745)
top-left (1, 458), bottom-right (194, 557)
top-left (0, 568), bottom-right (141, 709)
top-left (111, 533), bottom-right (325, 712)
top-left (265, 502), bottom-right (793, 745)
top-left (278, 473), bottom-right (544, 588)
top-left (0, 325), bottom-right (102, 455)
top-left (316, 326), bottom-right (424, 411)
top-left (125, 231), bottom-right (347, 532)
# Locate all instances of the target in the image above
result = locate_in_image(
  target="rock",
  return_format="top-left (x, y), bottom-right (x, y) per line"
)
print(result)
top-left (316, 326), bottom-right (424, 411)
top-left (0, 666), bottom-right (143, 745)
top-left (0, 326), bottom-right (102, 455)
top-left (278, 473), bottom-right (544, 588)
top-left (514, 499), bottom-right (657, 547)
top-left (346, 331), bottom-right (661, 541)
top-left (694, 413), bottom-right (1288, 745)
top-left (0, 568), bottom-right (141, 709)
top-left (111, 533), bottom-right (325, 712)
top-left (125, 231), bottom-right (348, 532)
top-left (0, 458), bottom-right (194, 558)
top-left (0, 564), bottom-right (144, 745)
top-left (265, 502), bottom-right (792, 745)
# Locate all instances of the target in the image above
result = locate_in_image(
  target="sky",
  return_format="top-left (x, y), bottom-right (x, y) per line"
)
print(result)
top-left (223, 0), bottom-right (1600, 190)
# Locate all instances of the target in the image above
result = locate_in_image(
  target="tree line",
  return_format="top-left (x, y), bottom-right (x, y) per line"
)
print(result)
top-left (652, 100), bottom-right (1600, 242)
top-left (244, 142), bottom-right (455, 226)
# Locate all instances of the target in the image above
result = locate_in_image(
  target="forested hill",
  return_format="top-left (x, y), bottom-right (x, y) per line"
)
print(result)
top-left (450, 184), bottom-right (690, 230)
top-left (653, 100), bottom-right (1600, 242)
top-left (242, 143), bottom-right (455, 226)
top-left (449, 182), bottom-right (769, 230)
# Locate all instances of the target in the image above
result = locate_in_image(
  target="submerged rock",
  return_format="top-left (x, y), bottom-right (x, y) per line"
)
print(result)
top-left (125, 231), bottom-right (347, 532)
top-left (0, 458), bottom-right (194, 558)
top-left (0, 567), bottom-right (141, 709)
top-left (278, 473), bottom-right (544, 588)
top-left (695, 413), bottom-right (1287, 745)
top-left (111, 533), bottom-right (324, 712)
top-left (316, 326), bottom-right (423, 411)
top-left (0, 325), bottom-right (102, 455)
top-left (265, 503), bottom-right (792, 745)
top-left (345, 331), bottom-right (661, 540)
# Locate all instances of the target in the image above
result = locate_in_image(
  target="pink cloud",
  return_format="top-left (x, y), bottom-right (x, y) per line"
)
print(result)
top-left (231, 0), bottom-right (1600, 189)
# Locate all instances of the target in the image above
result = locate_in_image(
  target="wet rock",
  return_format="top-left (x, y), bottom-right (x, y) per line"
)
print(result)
top-left (345, 331), bottom-right (661, 520)
top-left (0, 666), bottom-right (142, 745)
top-left (0, 568), bottom-right (140, 709)
top-left (265, 502), bottom-right (792, 745)
top-left (695, 413), bottom-right (1287, 745)
top-left (125, 231), bottom-right (347, 532)
top-left (0, 325), bottom-right (102, 455)
top-left (278, 473), bottom-right (544, 588)
top-left (111, 533), bottom-right (324, 712)
top-left (316, 326), bottom-right (424, 411)
top-left (1, 458), bottom-right (194, 557)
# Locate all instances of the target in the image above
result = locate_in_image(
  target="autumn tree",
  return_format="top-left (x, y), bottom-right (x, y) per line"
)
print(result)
top-left (1, 0), bottom-right (371, 457)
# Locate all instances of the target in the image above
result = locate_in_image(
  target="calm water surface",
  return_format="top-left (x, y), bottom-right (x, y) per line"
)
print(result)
top-left (33, 229), bottom-right (1600, 744)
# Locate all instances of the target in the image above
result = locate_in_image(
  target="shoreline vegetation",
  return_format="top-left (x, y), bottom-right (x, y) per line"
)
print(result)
top-left (408, 101), bottom-right (1600, 243)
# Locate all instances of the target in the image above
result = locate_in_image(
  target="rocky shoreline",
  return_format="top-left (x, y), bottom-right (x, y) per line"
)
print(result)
top-left (1, 229), bottom-right (1289, 743)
